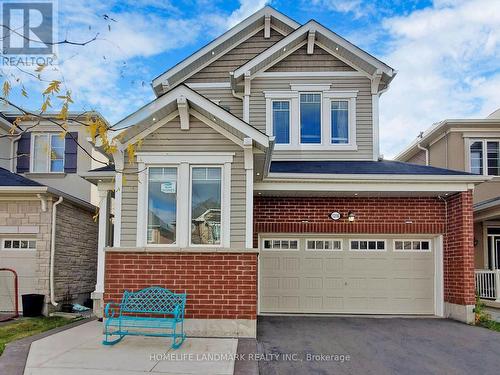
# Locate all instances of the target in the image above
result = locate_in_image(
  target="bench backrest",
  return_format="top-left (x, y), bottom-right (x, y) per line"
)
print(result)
top-left (120, 287), bottom-right (186, 315)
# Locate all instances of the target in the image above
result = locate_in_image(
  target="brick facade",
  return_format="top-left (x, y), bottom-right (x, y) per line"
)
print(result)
top-left (103, 192), bottom-right (475, 322)
top-left (0, 197), bottom-right (98, 314)
top-left (54, 201), bottom-right (98, 303)
top-left (104, 252), bottom-right (257, 320)
top-left (443, 191), bottom-right (475, 306)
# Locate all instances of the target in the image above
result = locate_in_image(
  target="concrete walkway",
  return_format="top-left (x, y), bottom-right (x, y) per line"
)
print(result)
top-left (23, 321), bottom-right (237, 375)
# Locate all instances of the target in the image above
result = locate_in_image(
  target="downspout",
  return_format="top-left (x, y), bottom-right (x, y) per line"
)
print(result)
top-left (50, 196), bottom-right (64, 306)
top-left (417, 143), bottom-right (429, 165)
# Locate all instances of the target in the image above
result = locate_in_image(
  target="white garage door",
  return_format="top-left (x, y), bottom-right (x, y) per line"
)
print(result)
top-left (260, 237), bottom-right (436, 315)
top-left (0, 239), bottom-right (38, 312)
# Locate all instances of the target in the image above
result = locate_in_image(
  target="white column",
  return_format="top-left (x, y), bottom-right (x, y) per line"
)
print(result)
top-left (495, 270), bottom-right (500, 302)
top-left (243, 138), bottom-right (254, 249)
top-left (92, 183), bottom-right (112, 318)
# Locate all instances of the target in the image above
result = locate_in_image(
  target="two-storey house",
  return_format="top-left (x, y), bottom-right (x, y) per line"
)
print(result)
top-left (0, 109), bottom-right (108, 314)
top-left (91, 6), bottom-right (485, 336)
top-left (396, 109), bottom-right (500, 309)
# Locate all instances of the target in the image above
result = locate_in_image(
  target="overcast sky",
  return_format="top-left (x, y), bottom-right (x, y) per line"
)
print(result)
top-left (4, 0), bottom-right (500, 158)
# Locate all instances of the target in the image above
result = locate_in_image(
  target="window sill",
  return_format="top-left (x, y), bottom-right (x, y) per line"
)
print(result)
top-left (274, 144), bottom-right (358, 151)
top-left (105, 246), bottom-right (259, 253)
top-left (24, 172), bottom-right (67, 178)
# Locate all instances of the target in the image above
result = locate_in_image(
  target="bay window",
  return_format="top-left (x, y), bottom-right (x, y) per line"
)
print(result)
top-left (147, 167), bottom-right (177, 244)
top-left (137, 153), bottom-right (232, 248)
top-left (469, 140), bottom-right (500, 176)
top-left (32, 134), bottom-right (65, 172)
top-left (191, 167), bottom-right (222, 245)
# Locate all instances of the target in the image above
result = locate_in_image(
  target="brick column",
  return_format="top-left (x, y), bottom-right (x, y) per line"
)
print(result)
top-left (444, 191), bottom-right (475, 323)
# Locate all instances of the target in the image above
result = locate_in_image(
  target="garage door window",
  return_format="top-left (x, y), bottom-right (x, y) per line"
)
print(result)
top-left (3, 239), bottom-right (36, 250)
top-left (263, 239), bottom-right (299, 250)
top-left (394, 240), bottom-right (431, 252)
top-left (350, 240), bottom-right (386, 251)
top-left (306, 239), bottom-right (342, 251)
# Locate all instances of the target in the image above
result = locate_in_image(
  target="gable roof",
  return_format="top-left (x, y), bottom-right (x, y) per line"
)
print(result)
top-left (114, 84), bottom-right (269, 150)
top-left (395, 117), bottom-right (500, 162)
top-left (152, 6), bottom-right (300, 96)
top-left (232, 20), bottom-right (395, 92)
top-left (0, 167), bottom-right (43, 187)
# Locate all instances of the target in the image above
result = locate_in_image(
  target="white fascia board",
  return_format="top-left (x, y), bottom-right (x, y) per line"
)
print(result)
top-left (113, 85), bottom-right (269, 148)
top-left (0, 186), bottom-right (48, 193)
top-left (265, 172), bottom-right (489, 183)
top-left (234, 20), bottom-right (393, 80)
top-left (151, 6), bottom-right (300, 91)
top-left (254, 181), bottom-right (477, 193)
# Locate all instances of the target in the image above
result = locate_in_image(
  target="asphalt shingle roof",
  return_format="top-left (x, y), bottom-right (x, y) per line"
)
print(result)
top-left (0, 167), bottom-right (43, 186)
top-left (270, 160), bottom-right (473, 176)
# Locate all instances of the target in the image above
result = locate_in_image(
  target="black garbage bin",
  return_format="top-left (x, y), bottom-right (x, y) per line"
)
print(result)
top-left (22, 294), bottom-right (44, 317)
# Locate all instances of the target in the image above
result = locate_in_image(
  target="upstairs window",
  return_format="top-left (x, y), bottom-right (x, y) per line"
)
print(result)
top-left (272, 101), bottom-right (290, 144)
top-left (331, 100), bottom-right (349, 144)
top-left (469, 140), bottom-right (500, 176)
top-left (32, 134), bottom-right (65, 173)
top-left (300, 93), bottom-right (321, 144)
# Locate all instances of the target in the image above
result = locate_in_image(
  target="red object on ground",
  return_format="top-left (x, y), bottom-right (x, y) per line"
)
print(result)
top-left (0, 268), bottom-right (19, 321)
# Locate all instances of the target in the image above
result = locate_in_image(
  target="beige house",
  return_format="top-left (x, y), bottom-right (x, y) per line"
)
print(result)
top-left (87, 6), bottom-right (485, 336)
top-left (395, 109), bottom-right (500, 306)
top-left (0, 111), bottom-right (108, 314)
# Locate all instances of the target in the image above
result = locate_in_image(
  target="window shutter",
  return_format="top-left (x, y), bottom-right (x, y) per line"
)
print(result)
top-left (16, 132), bottom-right (31, 173)
top-left (64, 132), bottom-right (78, 173)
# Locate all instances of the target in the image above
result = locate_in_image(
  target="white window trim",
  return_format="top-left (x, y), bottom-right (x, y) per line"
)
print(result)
top-left (262, 238), bottom-right (300, 251)
top-left (30, 133), bottom-right (65, 173)
top-left (2, 239), bottom-right (37, 251)
top-left (349, 239), bottom-right (387, 252)
top-left (136, 152), bottom-right (232, 248)
top-left (264, 90), bottom-right (358, 151)
top-left (393, 239), bottom-right (432, 252)
top-left (467, 139), bottom-right (500, 176)
top-left (305, 238), bottom-right (343, 251)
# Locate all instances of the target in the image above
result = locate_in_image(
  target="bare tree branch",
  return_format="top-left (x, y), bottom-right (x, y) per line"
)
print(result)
top-left (1, 24), bottom-right (99, 47)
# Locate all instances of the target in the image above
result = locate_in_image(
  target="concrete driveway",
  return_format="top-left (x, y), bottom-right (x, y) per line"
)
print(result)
top-left (257, 316), bottom-right (500, 375)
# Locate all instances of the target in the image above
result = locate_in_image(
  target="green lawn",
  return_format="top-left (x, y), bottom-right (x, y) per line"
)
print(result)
top-left (0, 316), bottom-right (76, 356)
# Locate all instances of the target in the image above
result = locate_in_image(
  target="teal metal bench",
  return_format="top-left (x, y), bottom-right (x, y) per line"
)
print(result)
top-left (103, 286), bottom-right (187, 349)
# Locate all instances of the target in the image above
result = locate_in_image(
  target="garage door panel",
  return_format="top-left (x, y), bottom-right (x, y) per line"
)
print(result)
top-left (0, 250), bottom-right (37, 312)
top-left (260, 236), bottom-right (436, 315)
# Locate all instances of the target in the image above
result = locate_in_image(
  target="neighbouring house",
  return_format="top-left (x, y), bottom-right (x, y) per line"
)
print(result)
top-left (395, 109), bottom-right (500, 309)
top-left (88, 6), bottom-right (486, 336)
top-left (0, 110), bottom-right (108, 315)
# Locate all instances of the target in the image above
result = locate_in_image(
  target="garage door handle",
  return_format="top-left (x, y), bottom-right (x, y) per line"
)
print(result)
top-left (345, 282), bottom-right (348, 286)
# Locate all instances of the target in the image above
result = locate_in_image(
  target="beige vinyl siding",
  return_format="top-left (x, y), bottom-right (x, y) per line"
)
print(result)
top-left (186, 28), bottom-right (285, 83)
top-left (266, 44), bottom-right (355, 72)
top-left (249, 77), bottom-right (373, 160)
top-left (406, 149), bottom-right (426, 165)
top-left (193, 88), bottom-right (243, 119)
top-left (120, 116), bottom-right (246, 248)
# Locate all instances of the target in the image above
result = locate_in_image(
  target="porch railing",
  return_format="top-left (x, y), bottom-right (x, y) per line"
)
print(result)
top-left (475, 269), bottom-right (500, 301)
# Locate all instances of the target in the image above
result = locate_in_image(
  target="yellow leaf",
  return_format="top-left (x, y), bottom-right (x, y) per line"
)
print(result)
top-left (43, 80), bottom-right (61, 95)
top-left (2, 81), bottom-right (11, 98)
top-left (21, 87), bottom-right (28, 98)
top-left (35, 64), bottom-right (46, 73)
top-left (126, 144), bottom-right (135, 164)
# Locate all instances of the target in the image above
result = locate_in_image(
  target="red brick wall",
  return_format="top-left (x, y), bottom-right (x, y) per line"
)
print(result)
top-left (254, 196), bottom-right (446, 245)
top-left (104, 252), bottom-right (257, 320)
top-left (444, 191), bottom-right (475, 305)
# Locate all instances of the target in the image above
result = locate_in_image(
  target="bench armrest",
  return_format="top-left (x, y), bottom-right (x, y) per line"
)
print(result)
top-left (104, 302), bottom-right (121, 318)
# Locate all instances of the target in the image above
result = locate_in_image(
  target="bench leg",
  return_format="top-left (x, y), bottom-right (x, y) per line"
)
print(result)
top-left (171, 321), bottom-right (186, 349)
top-left (102, 320), bottom-right (125, 346)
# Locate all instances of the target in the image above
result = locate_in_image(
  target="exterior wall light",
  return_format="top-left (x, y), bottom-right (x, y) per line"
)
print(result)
top-left (347, 211), bottom-right (355, 222)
